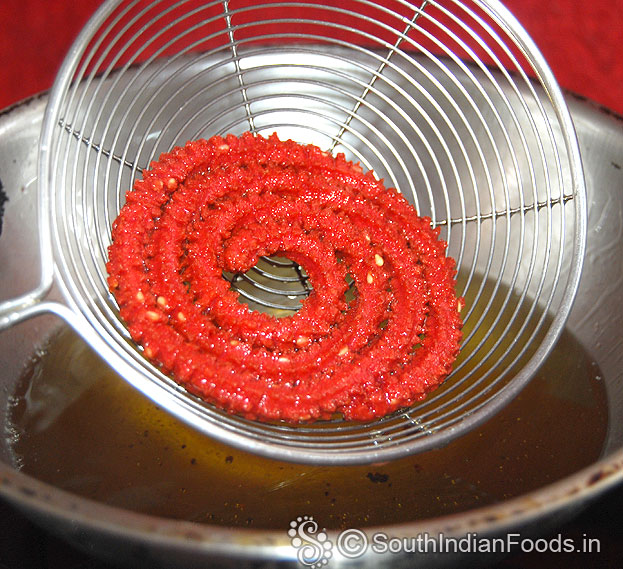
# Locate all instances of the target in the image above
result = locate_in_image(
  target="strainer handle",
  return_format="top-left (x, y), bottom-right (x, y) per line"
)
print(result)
top-left (0, 195), bottom-right (84, 329)
top-left (0, 293), bottom-right (43, 329)
top-left (0, 103), bottom-right (82, 333)
top-left (0, 294), bottom-right (74, 330)
top-left (0, 203), bottom-right (65, 330)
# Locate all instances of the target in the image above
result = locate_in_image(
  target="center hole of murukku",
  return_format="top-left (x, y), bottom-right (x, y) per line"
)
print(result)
top-left (224, 255), bottom-right (312, 317)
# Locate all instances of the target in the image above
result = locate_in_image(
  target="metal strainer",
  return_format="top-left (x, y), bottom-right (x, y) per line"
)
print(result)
top-left (0, 0), bottom-right (586, 464)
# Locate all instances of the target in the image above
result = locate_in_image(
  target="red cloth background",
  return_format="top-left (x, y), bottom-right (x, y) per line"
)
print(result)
top-left (1, 0), bottom-right (622, 114)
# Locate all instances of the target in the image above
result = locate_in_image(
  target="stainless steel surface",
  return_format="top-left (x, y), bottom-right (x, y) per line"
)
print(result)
top-left (0, 88), bottom-right (621, 568)
top-left (0, 0), bottom-right (587, 464)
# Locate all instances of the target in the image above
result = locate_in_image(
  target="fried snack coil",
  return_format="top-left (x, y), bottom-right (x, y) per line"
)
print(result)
top-left (107, 133), bottom-right (462, 422)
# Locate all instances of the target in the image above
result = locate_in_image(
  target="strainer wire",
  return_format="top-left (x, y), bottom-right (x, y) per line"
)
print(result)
top-left (77, 2), bottom-right (544, 432)
top-left (37, 0), bottom-right (586, 463)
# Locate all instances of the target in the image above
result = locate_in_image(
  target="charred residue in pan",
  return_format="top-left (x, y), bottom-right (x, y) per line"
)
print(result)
top-left (0, 177), bottom-right (8, 236)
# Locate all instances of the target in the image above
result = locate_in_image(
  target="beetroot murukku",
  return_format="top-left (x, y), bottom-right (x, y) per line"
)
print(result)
top-left (106, 133), bottom-right (463, 422)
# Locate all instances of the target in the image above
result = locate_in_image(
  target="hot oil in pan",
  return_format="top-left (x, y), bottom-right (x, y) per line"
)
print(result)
top-left (8, 323), bottom-right (607, 531)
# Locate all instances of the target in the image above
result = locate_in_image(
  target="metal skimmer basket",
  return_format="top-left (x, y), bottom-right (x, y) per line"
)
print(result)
top-left (0, 0), bottom-right (586, 464)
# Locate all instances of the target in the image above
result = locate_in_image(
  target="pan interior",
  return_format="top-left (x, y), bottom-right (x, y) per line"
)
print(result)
top-left (5, 322), bottom-right (607, 530)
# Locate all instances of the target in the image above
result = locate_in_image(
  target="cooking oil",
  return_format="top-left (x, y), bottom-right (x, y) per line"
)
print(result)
top-left (7, 323), bottom-right (607, 531)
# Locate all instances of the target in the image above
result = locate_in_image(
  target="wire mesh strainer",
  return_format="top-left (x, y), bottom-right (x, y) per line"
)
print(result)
top-left (0, 0), bottom-right (586, 464)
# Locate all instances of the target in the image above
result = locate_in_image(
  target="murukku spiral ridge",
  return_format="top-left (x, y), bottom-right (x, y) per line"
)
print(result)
top-left (107, 133), bottom-right (463, 422)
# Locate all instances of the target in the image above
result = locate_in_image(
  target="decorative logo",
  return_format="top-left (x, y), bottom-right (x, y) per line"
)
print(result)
top-left (288, 516), bottom-right (333, 568)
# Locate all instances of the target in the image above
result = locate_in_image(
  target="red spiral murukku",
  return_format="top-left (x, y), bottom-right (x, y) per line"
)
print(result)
top-left (106, 133), bottom-right (463, 422)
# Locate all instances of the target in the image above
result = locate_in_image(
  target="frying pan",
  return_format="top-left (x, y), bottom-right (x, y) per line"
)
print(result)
top-left (0, 0), bottom-right (588, 465)
top-left (0, 86), bottom-right (621, 567)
